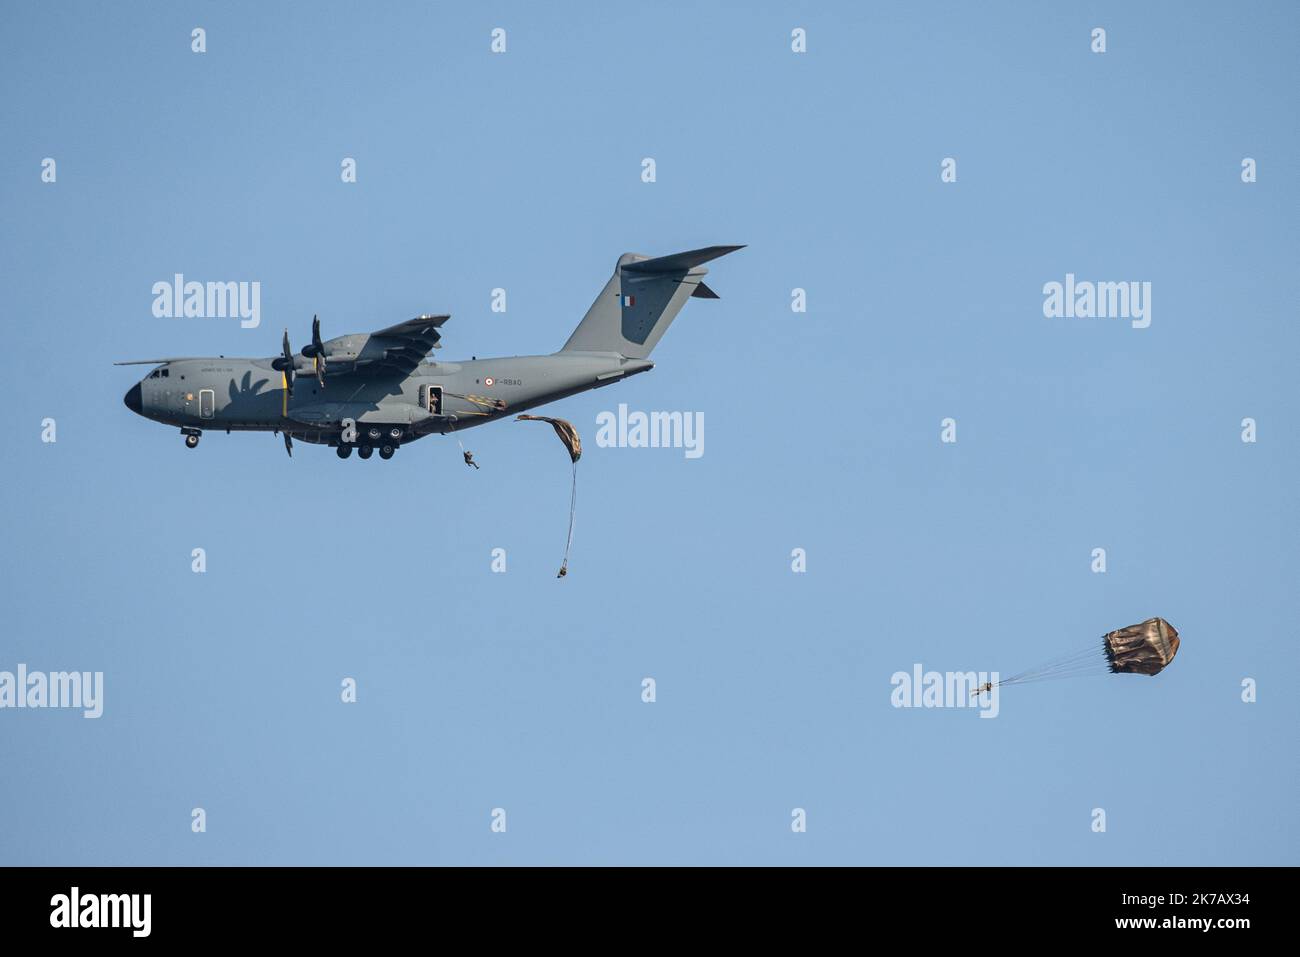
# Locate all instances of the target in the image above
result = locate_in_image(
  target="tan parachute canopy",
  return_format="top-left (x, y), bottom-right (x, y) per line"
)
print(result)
top-left (997, 617), bottom-right (1181, 688)
top-left (516, 415), bottom-right (581, 577)
top-left (516, 415), bottom-right (581, 462)
top-left (1103, 617), bottom-right (1180, 676)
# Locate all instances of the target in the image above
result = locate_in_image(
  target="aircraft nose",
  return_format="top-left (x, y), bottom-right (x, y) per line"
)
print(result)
top-left (124, 383), bottom-right (143, 414)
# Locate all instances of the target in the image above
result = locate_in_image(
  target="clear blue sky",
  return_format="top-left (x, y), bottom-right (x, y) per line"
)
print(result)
top-left (2, 1), bottom-right (1295, 865)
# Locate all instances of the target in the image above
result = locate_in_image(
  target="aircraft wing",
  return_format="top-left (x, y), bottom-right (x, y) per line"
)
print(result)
top-left (362, 314), bottom-right (450, 376)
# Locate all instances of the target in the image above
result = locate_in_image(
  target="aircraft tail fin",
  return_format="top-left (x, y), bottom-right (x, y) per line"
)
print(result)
top-left (560, 245), bottom-right (742, 358)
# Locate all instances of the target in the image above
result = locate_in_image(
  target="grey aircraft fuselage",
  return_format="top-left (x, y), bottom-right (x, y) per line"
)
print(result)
top-left (121, 245), bottom-right (741, 456)
top-left (126, 351), bottom-right (651, 446)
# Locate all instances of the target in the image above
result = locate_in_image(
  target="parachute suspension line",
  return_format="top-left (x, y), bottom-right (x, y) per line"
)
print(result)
top-left (1000, 673), bottom-right (1107, 688)
top-left (999, 660), bottom-right (1111, 687)
top-left (1018, 650), bottom-right (1106, 677)
top-left (999, 646), bottom-right (1101, 681)
top-left (1024, 642), bottom-right (1108, 670)
top-left (558, 458), bottom-right (577, 579)
top-left (998, 660), bottom-right (1113, 687)
top-left (994, 619), bottom-right (1181, 690)
top-left (996, 641), bottom-right (1110, 687)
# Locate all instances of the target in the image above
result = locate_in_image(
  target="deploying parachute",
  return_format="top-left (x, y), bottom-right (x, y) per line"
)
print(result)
top-left (516, 415), bottom-right (582, 463)
top-left (1103, 617), bottom-right (1180, 675)
top-left (995, 618), bottom-right (1180, 689)
top-left (516, 415), bottom-right (582, 578)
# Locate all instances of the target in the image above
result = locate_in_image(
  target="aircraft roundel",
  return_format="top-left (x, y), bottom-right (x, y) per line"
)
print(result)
top-left (484, 377), bottom-right (494, 387)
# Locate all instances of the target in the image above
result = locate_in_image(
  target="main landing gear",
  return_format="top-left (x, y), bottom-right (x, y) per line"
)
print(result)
top-left (337, 443), bottom-right (396, 460)
top-left (182, 428), bottom-right (201, 449)
top-left (338, 427), bottom-right (404, 461)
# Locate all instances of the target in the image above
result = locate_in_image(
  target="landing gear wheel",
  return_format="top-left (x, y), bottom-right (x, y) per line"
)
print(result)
top-left (357, 446), bottom-right (373, 460)
top-left (367, 426), bottom-right (382, 442)
top-left (388, 427), bottom-right (403, 441)
top-left (185, 434), bottom-right (200, 449)
top-left (379, 445), bottom-right (395, 460)
top-left (336, 445), bottom-right (353, 459)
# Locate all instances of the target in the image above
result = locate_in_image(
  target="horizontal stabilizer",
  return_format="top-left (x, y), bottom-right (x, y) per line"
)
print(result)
top-left (691, 282), bottom-right (719, 299)
top-left (621, 245), bottom-right (745, 275)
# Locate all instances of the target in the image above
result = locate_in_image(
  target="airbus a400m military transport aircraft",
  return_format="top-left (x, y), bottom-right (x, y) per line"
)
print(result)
top-left (120, 246), bottom-right (741, 459)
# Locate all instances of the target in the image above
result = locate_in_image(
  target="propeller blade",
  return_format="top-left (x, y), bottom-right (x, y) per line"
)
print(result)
top-left (272, 328), bottom-right (296, 395)
top-left (304, 314), bottom-right (326, 388)
top-left (283, 432), bottom-right (293, 457)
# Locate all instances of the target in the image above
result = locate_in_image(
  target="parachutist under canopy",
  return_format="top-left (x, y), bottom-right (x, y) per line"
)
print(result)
top-left (463, 450), bottom-right (479, 469)
top-left (995, 618), bottom-right (1180, 691)
top-left (971, 681), bottom-right (993, 698)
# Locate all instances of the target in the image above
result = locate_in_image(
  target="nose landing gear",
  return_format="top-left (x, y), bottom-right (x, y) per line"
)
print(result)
top-left (181, 428), bottom-right (201, 449)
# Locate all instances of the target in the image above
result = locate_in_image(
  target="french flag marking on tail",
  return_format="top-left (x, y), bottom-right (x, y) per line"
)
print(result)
top-left (622, 294), bottom-right (635, 307)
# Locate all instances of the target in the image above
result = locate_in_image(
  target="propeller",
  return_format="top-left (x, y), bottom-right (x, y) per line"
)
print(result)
top-left (283, 431), bottom-right (293, 457)
top-left (271, 328), bottom-right (296, 396)
top-left (302, 314), bottom-right (327, 388)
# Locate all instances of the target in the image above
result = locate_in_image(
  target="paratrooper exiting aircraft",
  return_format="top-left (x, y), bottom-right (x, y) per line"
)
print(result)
top-left (120, 245), bottom-right (741, 459)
